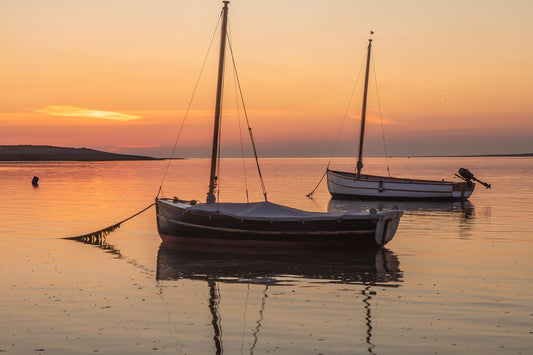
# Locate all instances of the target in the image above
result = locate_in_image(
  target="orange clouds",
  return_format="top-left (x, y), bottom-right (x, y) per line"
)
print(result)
top-left (35, 106), bottom-right (141, 121)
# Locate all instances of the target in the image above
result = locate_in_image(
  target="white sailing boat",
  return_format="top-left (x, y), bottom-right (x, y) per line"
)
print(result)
top-left (327, 36), bottom-right (490, 201)
top-left (155, 1), bottom-right (403, 248)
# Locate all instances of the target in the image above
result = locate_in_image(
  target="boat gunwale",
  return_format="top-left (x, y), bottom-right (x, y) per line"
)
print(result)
top-left (156, 198), bottom-right (403, 222)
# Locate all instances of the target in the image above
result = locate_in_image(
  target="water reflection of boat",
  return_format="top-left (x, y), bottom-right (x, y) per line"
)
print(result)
top-left (156, 242), bottom-right (402, 285)
top-left (157, 242), bottom-right (402, 355)
top-left (328, 198), bottom-right (474, 217)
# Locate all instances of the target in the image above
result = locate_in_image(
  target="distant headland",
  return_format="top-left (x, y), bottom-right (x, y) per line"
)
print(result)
top-left (0, 145), bottom-right (162, 161)
top-left (411, 153), bottom-right (533, 158)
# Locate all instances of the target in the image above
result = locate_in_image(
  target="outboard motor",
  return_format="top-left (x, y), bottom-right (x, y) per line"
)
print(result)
top-left (457, 168), bottom-right (491, 189)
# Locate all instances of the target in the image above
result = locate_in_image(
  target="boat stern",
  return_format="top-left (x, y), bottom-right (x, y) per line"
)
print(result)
top-left (452, 182), bottom-right (475, 200)
top-left (374, 210), bottom-right (403, 246)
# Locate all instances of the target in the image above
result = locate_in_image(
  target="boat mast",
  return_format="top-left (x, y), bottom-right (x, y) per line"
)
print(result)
top-left (207, 1), bottom-right (230, 204)
top-left (356, 34), bottom-right (373, 179)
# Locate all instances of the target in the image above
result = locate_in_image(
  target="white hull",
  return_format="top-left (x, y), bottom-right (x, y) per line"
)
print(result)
top-left (327, 169), bottom-right (474, 201)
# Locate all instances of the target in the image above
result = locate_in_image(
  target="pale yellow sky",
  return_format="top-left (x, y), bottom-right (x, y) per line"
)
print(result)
top-left (1, 0), bottom-right (532, 157)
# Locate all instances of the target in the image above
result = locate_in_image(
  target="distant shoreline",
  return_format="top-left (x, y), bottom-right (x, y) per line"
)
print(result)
top-left (1, 145), bottom-right (531, 160)
top-left (407, 153), bottom-right (533, 158)
top-left (0, 145), bottom-right (164, 161)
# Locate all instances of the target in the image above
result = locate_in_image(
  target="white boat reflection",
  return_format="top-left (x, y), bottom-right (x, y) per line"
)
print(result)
top-left (328, 198), bottom-right (474, 217)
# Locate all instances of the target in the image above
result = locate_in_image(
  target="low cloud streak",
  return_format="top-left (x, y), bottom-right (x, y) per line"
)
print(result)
top-left (35, 106), bottom-right (141, 121)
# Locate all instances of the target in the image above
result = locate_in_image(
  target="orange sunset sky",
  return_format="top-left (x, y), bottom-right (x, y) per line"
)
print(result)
top-left (2, 0), bottom-right (532, 158)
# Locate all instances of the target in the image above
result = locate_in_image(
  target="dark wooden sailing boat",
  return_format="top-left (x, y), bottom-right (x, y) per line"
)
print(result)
top-left (155, 1), bottom-right (403, 248)
top-left (327, 36), bottom-right (490, 201)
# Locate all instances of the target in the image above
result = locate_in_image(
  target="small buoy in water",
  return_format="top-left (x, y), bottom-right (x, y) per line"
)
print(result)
top-left (32, 176), bottom-right (39, 186)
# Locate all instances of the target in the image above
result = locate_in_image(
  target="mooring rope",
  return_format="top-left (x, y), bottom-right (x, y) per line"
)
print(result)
top-left (306, 169), bottom-right (328, 198)
top-left (63, 203), bottom-right (155, 242)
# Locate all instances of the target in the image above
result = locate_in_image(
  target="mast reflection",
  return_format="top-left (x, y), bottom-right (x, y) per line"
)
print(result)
top-left (157, 242), bottom-right (403, 354)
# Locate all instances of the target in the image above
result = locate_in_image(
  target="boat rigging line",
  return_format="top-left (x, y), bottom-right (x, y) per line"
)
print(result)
top-left (227, 26), bottom-right (268, 202)
top-left (307, 31), bottom-right (392, 196)
top-left (66, 9), bottom-right (225, 244)
top-left (306, 38), bottom-right (366, 197)
top-left (371, 52), bottom-right (391, 178)
top-left (65, 15), bottom-right (225, 243)
top-left (159, 6), bottom-right (267, 203)
top-left (157, 11), bottom-right (223, 199)
top-left (232, 45), bottom-right (251, 203)
top-left (234, 69), bottom-right (250, 202)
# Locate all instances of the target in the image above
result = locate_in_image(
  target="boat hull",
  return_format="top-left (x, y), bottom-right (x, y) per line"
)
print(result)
top-left (156, 199), bottom-right (402, 248)
top-left (327, 169), bottom-right (474, 201)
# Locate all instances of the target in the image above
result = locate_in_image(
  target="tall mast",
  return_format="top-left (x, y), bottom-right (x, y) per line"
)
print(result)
top-left (207, 1), bottom-right (230, 204)
top-left (356, 34), bottom-right (373, 179)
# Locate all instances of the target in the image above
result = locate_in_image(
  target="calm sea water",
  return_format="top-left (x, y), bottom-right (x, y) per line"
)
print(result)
top-left (1, 157), bottom-right (532, 354)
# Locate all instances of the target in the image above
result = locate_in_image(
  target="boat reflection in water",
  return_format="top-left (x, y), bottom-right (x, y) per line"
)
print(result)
top-left (328, 198), bottom-right (476, 240)
top-left (156, 242), bottom-right (402, 285)
top-left (328, 198), bottom-right (474, 218)
top-left (157, 242), bottom-right (403, 354)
